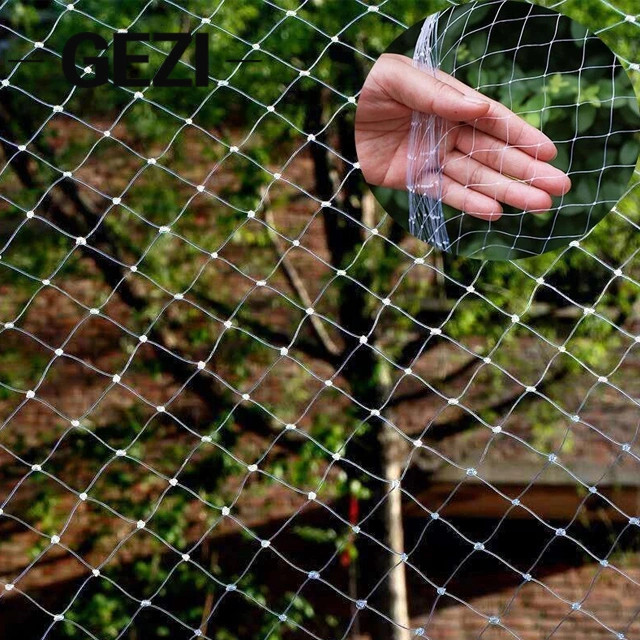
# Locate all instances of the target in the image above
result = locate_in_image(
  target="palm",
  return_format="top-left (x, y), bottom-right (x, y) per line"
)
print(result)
top-left (355, 54), bottom-right (571, 220)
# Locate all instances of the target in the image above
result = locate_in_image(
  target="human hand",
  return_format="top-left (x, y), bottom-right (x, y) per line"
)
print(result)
top-left (355, 53), bottom-right (572, 220)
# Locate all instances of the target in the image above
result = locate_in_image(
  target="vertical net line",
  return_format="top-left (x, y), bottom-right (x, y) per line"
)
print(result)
top-left (407, 13), bottom-right (451, 250)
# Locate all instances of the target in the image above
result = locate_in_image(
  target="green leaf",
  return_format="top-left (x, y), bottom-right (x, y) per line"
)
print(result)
top-left (576, 104), bottom-right (597, 133)
top-left (292, 525), bottom-right (337, 543)
top-left (620, 139), bottom-right (640, 166)
top-left (570, 20), bottom-right (589, 43)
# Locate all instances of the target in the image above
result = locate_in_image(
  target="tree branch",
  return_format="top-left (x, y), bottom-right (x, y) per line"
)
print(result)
top-left (395, 300), bottom-right (617, 369)
top-left (0, 99), bottom-right (304, 455)
top-left (186, 288), bottom-right (337, 365)
top-left (388, 354), bottom-right (480, 407)
top-left (424, 366), bottom-right (568, 442)
top-left (263, 207), bottom-right (341, 361)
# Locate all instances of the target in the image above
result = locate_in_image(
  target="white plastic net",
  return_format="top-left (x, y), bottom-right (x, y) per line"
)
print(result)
top-left (0, 1), bottom-right (639, 639)
top-left (390, 0), bottom-right (640, 259)
top-left (407, 13), bottom-right (450, 250)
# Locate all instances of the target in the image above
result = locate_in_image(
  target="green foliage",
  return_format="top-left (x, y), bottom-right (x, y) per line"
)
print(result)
top-left (293, 525), bottom-right (337, 544)
top-left (62, 582), bottom-right (132, 639)
top-left (0, 1), bottom-right (638, 637)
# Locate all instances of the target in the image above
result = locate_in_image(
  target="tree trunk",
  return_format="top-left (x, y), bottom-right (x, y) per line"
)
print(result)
top-left (345, 370), bottom-right (411, 640)
top-left (362, 424), bottom-right (411, 640)
top-left (335, 288), bottom-right (410, 639)
top-left (303, 65), bottom-right (412, 636)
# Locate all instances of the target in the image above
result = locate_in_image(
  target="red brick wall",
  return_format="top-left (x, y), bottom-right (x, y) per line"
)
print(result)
top-left (421, 558), bottom-right (640, 640)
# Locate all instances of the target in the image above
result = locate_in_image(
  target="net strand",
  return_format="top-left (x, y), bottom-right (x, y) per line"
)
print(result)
top-left (0, 1), bottom-right (639, 639)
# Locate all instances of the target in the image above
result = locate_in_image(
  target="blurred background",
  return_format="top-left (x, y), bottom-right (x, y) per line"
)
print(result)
top-left (0, 1), bottom-right (639, 639)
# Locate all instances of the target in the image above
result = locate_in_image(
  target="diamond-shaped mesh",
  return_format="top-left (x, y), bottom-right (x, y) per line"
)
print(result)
top-left (0, 1), bottom-right (639, 639)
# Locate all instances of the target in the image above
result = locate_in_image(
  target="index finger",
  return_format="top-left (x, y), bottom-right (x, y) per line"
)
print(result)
top-left (380, 54), bottom-right (493, 122)
top-left (434, 69), bottom-right (558, 162)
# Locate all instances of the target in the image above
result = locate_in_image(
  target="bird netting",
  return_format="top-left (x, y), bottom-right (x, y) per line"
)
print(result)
top-left (0, 1), bottom-right (639, 640)
top-left (371, 0), bottom-right (640, 260)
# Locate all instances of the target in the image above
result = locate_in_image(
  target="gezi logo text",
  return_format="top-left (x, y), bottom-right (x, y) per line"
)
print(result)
top-left (62, 32), bottom-right (258, 88)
